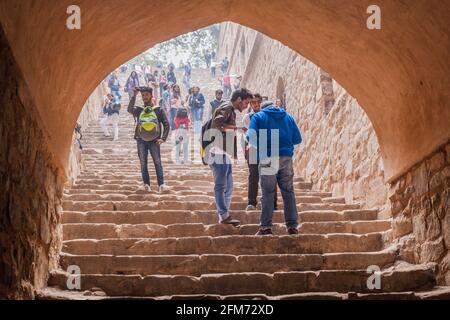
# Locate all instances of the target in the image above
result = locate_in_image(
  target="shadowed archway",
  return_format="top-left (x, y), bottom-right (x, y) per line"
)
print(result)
top-left (0, 0), bottom-right (449, 183)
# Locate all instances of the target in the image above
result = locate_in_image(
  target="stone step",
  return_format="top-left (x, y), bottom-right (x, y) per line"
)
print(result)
top-left (36, 285), bottom-right (450, 300)
top-left (62, 200), bottom-right (360, 212)
top-left (47, 263), bottom-right (436, 296)
top-left (58, 251), bottom-right (397, 275)
top-left (69, 183), bottom-right (315, 195)
top-left (64, 188), bottom-right (332, 198)
top-left (61, 233), bottom-right (384, 255)
top-left (62, 220), bottom-right (391, 240)
top-left (322, 197), bottom-right (346, 204)
top-left (298, 220), bottom-right (391, 234)
top-left (61, 209), bottom-right (378, 225)
top-left (62, 193), bottom-right (324, 204)
top-left (72, 179), bottom-right (312, 189)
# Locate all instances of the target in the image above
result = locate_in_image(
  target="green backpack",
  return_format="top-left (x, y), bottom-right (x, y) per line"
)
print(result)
top-left (138, 106), bottom-right (160, 141)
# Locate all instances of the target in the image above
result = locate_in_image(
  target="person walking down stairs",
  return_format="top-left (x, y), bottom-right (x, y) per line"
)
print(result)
top-left (100, 93), bottom-right (121, 141)
top-left (127, 86), bottom-right (170, 193)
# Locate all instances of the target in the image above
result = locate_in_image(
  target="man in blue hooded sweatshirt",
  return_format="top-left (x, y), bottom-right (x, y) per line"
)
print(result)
top-left (247, 102), bottom-right (302, 235)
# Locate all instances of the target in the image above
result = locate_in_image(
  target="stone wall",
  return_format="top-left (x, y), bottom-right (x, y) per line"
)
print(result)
top-left (66, 82), bottom-right (107, 186)
top-left (218, 22), bottom-right (388, 209)
top-left (390, 140), bottom-right (450, 285)
top-left (0, 27), bottom-right (63, 299)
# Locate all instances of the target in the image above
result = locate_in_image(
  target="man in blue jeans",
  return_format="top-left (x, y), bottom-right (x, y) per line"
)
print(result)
top-left (208, 88), bottom-right (254, 226)
top-left (128, 87), bottom-right (170, 193)
top-left (247, 103), bottom-right (302, 235)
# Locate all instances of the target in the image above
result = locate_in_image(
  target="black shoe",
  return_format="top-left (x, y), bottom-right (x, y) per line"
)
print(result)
top-left (255, 228), bottom-right (273, 236)
top-left (220, 216), bottom-right (240, 227)
top-left (287, 228), bottom-right (299, 235)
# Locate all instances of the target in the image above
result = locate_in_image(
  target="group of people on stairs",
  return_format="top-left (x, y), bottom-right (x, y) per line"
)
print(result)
top-left (101, 65), bottom-right (302, 235)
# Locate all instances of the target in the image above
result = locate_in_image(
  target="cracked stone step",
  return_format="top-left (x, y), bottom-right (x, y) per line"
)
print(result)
top-left (62, 233), bottom-right (384, 255)
top-left (62, 220), bottom-right (391, 240)
top-left (62, 200), bottom-right (360, 212)
top-left (61, 209), bottom-right (378, 225)
top-left (62, 193), bottom-right (324, 204)
top-left (58, 251), bottom-right (397, 275)
top-left (64, 189), bottom-right (331, 198)
top-left (47, 263), bottom-right (436, 296)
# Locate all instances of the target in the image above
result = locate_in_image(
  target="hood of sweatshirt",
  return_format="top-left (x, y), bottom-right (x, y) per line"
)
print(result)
top-left (261, 106), bottom-right (287, 119)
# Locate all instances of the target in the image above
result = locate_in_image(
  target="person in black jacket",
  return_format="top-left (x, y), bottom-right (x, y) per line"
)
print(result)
top-left (128, 87), bottom-right (170, 193)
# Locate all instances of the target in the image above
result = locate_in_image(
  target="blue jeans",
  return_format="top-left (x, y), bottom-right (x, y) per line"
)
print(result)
top-left (111, 89), bottom-right (122, 101)
top-left (209, 154), bottom-right (233, 221)
top-left (192, 107), bottom-right (204, 122)
top-left (137, 139), bottom-right (164, 187)
top-left (192, 107), bottom-right (204, 134)
top-left (170, 107), bottom-right (177, 130)
top-left (259, 156), bottom-right (298, 229)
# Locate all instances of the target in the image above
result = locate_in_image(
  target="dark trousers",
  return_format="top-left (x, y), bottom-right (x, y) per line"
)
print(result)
top-left (137, 139), bottom-right (164, 187)
top-left (247, 162), bottom-right (278, 209)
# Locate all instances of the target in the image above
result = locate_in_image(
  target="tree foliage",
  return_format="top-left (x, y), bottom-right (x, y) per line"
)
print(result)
top-left (145, 25), bottom-right (219, 67)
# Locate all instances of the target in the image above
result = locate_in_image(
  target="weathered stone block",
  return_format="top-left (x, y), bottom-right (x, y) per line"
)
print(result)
top-left (420, 238), bottom-right (445, 263)
top-left (412, 163), bottom-right (429, 197)
top-left (427, 151), bottom-right (446, 174)
top-left (392, 215), bottom-right (413, 238)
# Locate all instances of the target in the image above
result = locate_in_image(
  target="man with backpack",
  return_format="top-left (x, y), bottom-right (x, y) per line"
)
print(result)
top-left (128, 87), bottom-right (170, 193)
top-left (201, 88), bottom-right (254, 226)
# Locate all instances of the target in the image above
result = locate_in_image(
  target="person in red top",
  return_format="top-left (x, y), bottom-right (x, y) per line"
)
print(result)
top-left (174, 101), bottom-right (191, 164)
top-left (222, 73), bottom-right (232, 99)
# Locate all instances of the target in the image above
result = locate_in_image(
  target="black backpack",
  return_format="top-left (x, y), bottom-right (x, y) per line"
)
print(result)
top-left (200, 119), bottom-right (213, 165)
top-left (199, 102), bottom-right (229, 165)
top-left (176, 107), bottom-right (189, 119)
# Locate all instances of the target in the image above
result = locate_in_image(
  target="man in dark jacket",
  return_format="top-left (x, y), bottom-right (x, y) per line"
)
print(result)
top-left (247, 103), bottom-right (302, 235)
top-left (188, 86), bottom-right (206, 133)
top-left (208, 88), bottom-right (253, 226)
top-left (128, 87), bottom-right (170, 193)
top-left (209, 89), bottom-right (224, 119)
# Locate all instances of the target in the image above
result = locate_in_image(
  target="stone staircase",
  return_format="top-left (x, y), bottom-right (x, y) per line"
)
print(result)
top-left (41, 68), bottom-right (446, 300)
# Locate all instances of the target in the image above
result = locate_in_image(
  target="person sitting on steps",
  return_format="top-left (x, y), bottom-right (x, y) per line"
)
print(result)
top-left (127, 86), bottom-right (170, 193)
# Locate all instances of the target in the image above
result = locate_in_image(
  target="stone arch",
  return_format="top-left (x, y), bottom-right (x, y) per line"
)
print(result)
top-left (0, 0), bottom-right (448, 182)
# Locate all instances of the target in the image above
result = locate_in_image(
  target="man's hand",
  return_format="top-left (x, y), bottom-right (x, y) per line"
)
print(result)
top-left (133, 87), bottom-right (139, 97)
top-left (155, 139), bottom-right (164, 145)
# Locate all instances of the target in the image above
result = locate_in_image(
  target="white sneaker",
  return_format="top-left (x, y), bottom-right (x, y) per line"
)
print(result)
top-left (246, 204), bottom-right (257, 211)
top-left (144, 184), bottom-right (152, 192)
top-left (159, 184), bottom-right (167, 193)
